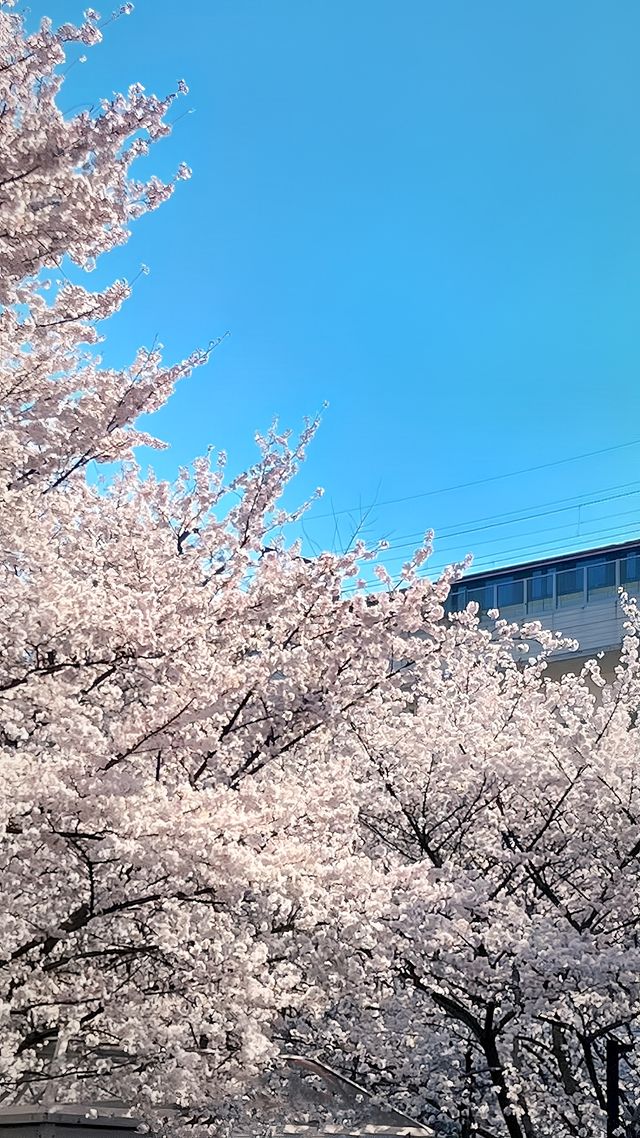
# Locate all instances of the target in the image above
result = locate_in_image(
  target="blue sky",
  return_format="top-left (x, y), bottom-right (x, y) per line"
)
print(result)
top-left (28, 0), bottom-right (640, 581)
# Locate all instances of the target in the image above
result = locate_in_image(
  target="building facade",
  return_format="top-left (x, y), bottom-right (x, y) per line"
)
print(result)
top-left (445, 537), bottom-right (640, 679)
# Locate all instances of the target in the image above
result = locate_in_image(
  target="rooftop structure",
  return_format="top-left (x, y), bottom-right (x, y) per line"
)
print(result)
top-left (445, 536), bottom-right (640, 676)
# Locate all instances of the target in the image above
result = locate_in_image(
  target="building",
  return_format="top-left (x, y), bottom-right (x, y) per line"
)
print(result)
top-left (444, 536), bottom-right (640, 680)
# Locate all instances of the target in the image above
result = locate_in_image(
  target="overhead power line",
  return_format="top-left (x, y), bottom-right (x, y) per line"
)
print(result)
top-left (425, 516), bottom-right (640, 578)
top-left (371, 482), bottom-right (640, 561)
top-left (377, 499), bottom-right (640, 567)
top-left (342, 516), bottom-right (640, 594)
top-left (305, 437), bottom-right (640, 522)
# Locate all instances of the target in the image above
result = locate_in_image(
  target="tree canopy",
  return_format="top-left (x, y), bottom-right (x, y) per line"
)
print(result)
top-left (2, 7), bottom-right (640, 1136)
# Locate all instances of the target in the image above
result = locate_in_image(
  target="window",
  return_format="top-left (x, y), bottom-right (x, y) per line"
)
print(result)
top-left (528, 569), bottom-right (553, 612)
top-left (497, 578), bottom-right (524, 611)
top-left (446, 581), bottom-right (495, 616)
top-left (621, 552), bottom-right (640, 581)
top-left (621, 552), bottom-right (640, 597)
top-left (529, 570), bottom-right (553, 599)
top-left (587, 559), bottom-right (616, 599)
top-left (466, 582), bottom-right (496, 614)
top-left (557, 565), bottom-right (584, 608)
top-left (445, 585), bottom-right (466, 614)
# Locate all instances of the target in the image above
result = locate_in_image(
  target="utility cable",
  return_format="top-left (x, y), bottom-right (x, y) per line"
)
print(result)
top-left (305, 437), bottom-right (640, 522)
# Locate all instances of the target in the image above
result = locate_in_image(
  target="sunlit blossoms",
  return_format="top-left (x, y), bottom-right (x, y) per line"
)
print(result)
top-left (2, 5), bottom-right (640, 1138)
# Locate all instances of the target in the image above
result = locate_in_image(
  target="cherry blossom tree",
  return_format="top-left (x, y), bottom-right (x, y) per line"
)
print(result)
top-left (289, 610), bottom-right (640, 1138)
top-left (3, 6), bottom-right (640, 1138)
top-left (0, 3), bottom-right (442, 1128)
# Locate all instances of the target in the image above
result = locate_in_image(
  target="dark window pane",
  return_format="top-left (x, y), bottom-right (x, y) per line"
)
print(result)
top-left (587, 560), bottom-right (616, 596)
top-left (446, 585), bottom-right (466, 613)
top-left (528, 571), bottom-right (553, 600)
top-left (466, 583), bottom-right (495, 613)
top-left (557, 567), bottom-right (582, 595)
top-left (621, 553), bottom-right (640, 584)
top-left (497, 580), bottom-right (524, 609)
top-left (557, 566), bottom-right (584, 608)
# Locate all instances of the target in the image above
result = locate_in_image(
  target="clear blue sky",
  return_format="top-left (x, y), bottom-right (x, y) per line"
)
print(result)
top-left (28, 0), bottom-right (640, 581)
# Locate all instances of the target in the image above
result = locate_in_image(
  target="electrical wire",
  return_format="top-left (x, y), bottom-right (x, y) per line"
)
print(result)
top-left (363, 500), bottom-right (640, 571)
top-left (304, 437), bottom-right (640, 522)
top-left (342, 516), bottom-right (640, 594)
top-left (366, 485), bottom-right (640, 563)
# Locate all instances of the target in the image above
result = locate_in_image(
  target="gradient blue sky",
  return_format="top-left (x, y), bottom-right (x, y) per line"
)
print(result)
top-left (27, 0), bottom-right (640, 580)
